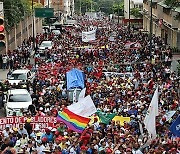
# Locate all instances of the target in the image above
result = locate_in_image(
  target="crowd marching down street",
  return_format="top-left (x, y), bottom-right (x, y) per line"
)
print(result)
top-left (0, 15), bottom-right (179, 154)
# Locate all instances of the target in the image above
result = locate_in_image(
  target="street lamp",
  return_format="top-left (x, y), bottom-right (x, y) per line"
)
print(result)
top-left (129, 0), bottom-right (131, 33)
top-left (32, 0), bottom-right (35, 50)
top-left (149, 0), bottom-right (153, 58)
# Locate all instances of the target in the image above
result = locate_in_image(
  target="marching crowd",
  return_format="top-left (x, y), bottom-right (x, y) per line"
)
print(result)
top-left (0, 16), bottom-right (179, 154)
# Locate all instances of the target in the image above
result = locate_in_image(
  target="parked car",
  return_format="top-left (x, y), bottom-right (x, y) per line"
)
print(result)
top-left (7, 69), bottom-right (35, 85)
top-left (38, 41), bottom-right (53, 55)
top-left (51, 29), bottom-right (61, 36)
top-left (4, 89), bottom-right (32, 116)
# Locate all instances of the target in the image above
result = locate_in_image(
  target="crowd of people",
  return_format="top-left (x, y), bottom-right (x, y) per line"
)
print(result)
top-left (0, 15), bottom-right (179, 154)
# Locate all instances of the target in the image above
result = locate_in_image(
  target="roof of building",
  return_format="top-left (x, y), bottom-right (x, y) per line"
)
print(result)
top-left (174, 7), bottom-right (180, 13)
top-left (132, 0), bottom-right (143, 4)
top-left (148, 0), bottom-right (159, 3)
top-left (158, 1), bottom-right (171, 9)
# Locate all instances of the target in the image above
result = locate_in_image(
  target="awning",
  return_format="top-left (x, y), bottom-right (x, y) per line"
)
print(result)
top-left (158, 1), bottom-right (171, 9)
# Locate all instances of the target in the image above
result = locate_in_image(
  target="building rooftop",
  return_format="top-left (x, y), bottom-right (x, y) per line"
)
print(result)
top-left (158, 1), bottom-right (171, 8)
top-left (132, 0), bottom-right (143, 4)
top-left (174, 7), bottom-right (180, 13)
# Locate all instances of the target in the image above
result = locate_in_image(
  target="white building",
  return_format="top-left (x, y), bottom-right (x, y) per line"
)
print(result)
top-left (124, 0), bottom-right (143, 19)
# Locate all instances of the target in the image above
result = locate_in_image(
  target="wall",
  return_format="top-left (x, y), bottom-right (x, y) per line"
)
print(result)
top-left (0, 16), bottom-right (42, 54)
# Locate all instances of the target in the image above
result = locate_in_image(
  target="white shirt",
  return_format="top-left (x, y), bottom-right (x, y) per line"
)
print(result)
top-left (132, 149), bottom-right (143, 154)
top-left (36, 145), bottom-right (45, 154)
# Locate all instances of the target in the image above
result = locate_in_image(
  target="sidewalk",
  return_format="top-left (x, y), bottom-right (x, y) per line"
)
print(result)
top-left (0, 69), bottom-right (8, 81)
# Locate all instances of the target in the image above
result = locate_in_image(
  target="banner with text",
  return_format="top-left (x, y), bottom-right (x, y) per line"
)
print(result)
top-left (0, 116), bottom-right (57, 132)
top-left (82, 29), bottom-right (96, 42)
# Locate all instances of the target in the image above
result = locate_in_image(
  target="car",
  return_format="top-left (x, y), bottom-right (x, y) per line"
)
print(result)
top-left (51, 29), bottom-right (61, 36)
top-left (7, 69), bottom-right (35, 85)
top-left (38, 41), bottom-right (53, 54)
top-left (4, 89), bottom-right (32, 116)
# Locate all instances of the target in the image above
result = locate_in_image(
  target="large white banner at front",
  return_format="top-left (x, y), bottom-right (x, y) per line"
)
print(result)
top-left (82, 29), bottom-right (96, 42)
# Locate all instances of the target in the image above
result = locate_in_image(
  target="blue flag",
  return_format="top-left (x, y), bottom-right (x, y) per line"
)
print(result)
top-left (169, 116), bottom-right (180, 137)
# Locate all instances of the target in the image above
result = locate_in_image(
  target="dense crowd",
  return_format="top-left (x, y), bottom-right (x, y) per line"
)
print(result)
top-left (0, 16), bottom-right (179, 154)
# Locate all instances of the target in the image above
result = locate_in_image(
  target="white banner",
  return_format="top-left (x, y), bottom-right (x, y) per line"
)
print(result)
top-left (67, 95), bottom-right (97, 117)
top-left (82, 29), bottom-right (96, 42)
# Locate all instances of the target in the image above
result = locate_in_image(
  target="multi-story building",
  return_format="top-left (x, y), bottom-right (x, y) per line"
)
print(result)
top-left (51, 0), bottom-right (74, 22)
top-left (143, 0), bottom-right (180, 49)
top-left (124, 0), bottom-right (143, 27)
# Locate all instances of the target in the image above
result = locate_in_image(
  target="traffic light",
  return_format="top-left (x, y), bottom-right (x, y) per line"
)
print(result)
top-left (0, 17), bottom-right (5, 47)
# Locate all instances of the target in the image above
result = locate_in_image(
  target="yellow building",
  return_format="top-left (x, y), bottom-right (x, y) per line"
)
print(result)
top-left (143, 0), bottom-right (180, 49)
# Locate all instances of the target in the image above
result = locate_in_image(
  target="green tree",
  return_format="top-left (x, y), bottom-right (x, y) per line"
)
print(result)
top-left (2, 0), bottom-right (42, 32)
top-left (113, 1), bottom-right (124, 16)
top-left (130, 8), bottom-right (142, 18)
top-left (164, 0), bottom-right (180, 7)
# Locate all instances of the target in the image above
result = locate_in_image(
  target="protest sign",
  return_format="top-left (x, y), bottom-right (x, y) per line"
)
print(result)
top-left (82, 29), bottom-right (96, 42)
top-left (0, 116), bottom-right (57, 132)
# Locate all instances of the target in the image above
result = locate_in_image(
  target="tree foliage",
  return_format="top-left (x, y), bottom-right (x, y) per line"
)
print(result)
top-left (2, 0), bottom-right (42, 32)
top-left (74, 0), bottom-right (124, 15)
top-left (130, 8), bottom-right (142, 18)
top-left (164, 0), bottom-right (180, 7)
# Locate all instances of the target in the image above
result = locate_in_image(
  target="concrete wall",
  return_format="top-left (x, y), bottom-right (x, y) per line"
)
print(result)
top-left (0, 16), bottom-right (42, 54)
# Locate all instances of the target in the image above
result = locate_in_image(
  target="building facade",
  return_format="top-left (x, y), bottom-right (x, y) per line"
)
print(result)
top-left (143, 0), bottom-right (180, 49)
top-left (51, 0), bottom-right (74, 23)
top-left (124, 0), bottom-right (143, 19)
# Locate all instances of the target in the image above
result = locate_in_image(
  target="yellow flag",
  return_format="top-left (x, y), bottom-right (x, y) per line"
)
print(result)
top-left (112, 116), bottom-right (130, 126)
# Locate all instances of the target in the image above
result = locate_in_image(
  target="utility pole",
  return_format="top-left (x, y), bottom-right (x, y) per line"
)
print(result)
top-left (118, 3), bottom-right (120, 24)
top-left (48, 0), bottom-right (50, 30)
top-left (149, 0), bottom-right (153, 58)
top-left (128, 0), bottom-right (131, 33)
top-left (32, 0), bottom-right (35, 50)
top-left (80, 0), bottom-right (82, 15)
top-left (58, 0), bottom-right (60, 21)
top-left (91, 1), bottom-right (92, 12)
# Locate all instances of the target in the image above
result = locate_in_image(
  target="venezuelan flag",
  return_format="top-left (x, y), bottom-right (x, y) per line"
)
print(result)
top-left (57, 108), bottom-right (90, 133)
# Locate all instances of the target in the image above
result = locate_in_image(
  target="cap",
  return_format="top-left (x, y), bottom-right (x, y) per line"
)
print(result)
top-left (6, 124), bottom-right (10, 128)
top-left (26, 118), bottom-right (31, 123)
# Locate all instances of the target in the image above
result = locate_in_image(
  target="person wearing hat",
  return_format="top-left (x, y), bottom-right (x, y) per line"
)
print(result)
top-left (41, 128), bottom-right (54, 142)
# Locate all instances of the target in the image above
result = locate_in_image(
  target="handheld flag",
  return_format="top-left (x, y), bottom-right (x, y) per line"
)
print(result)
top-left (57, 108), bottom-right (90, 133)
top-left (169, 116), bottom-right (180, 137)
top-left (96, 110), bottom-right (116, 125)
top-left (144, 86), bottom-right (159, 139)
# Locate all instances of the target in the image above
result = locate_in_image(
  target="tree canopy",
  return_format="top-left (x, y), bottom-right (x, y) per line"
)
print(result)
top-left (1, 0), bottom-right (42, 32)
top-left (74, 0), bottom-right (124, 15)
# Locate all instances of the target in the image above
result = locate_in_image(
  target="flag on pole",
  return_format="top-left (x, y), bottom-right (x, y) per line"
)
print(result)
top-left (144, 87), bottom-right (159, 139)
top-left (78, 88), bottom-right (86, 102)
top-left (169, 116), bottom-right (180, 137)
top-left (73, 88), bottom-right (77, 104)
top-left (57, 108), bottom-right (90, 133)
